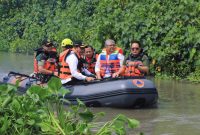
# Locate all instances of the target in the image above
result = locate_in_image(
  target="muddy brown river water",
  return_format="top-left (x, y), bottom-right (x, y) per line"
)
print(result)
top-left (1, 52), bottom-right (200, 135)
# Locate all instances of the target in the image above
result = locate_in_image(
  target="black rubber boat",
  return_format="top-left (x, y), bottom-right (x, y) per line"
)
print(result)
top-left (1, 72), bottom-right (158, 108)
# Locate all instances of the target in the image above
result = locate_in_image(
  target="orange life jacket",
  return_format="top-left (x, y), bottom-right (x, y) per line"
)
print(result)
top-left (99, 50), bottom-right (120, 77)
top-left (59, 48), bottom-right (81, 79)
top-left (123, 54), bottom-right (144, 77)
top-left (33, 47), bottom-right (57, 73)
top-left (124, 61), bottom-right (144, 77)
top-left (83, 53), bottom-right (98, 74)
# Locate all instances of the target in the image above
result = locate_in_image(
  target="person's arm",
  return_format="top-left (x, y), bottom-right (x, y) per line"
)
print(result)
top-left (37, 54), bottom-right (54, 75)
top-left (82, 68), bottom-right (93, 76)
top-left (95, 54), bottom-right (101, 79)
top-left (112, 66), bottom-right (126, 78)
top-left (66, 53), bottom-right (87, 80)
top-left (139, 55), bottom-right (149, 74)
top-left (66, 53), bottom-right (95, 82)
top-left (38, 63), bottom-right (54, 75)
top-left (118, 53), bottom-right (124, 67)
top-left (138, 65), bottom-right (149, 74)
top-left (112, 53), bottom-right (125, 78)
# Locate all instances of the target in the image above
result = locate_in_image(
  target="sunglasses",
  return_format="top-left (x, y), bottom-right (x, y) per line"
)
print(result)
top-left (131, 47), bottom-right (139, 51)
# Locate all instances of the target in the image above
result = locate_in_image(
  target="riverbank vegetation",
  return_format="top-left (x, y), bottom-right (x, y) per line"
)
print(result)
top-left (0, 77), bottom-right (140, 134)
top-left (0, 0), bottom-right (200, 82)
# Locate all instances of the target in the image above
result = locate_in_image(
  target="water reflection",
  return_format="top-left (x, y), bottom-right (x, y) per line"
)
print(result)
top-left (1, 52), bottom-right (200, 135)
top-left (91, 79), bottom-right (200, 134)
top-left (0, 52), bottom-right (33, 80)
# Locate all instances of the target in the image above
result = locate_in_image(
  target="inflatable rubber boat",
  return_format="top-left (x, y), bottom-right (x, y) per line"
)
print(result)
top-left (1, 72), bottom-right (158, 108)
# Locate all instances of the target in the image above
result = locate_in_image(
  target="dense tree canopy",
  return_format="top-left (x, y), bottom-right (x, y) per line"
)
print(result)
top-left (0, 0), bottom-right (200, 81)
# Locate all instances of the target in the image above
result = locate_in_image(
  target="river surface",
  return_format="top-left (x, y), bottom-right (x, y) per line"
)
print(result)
top-left (1, 51), bottom-right (200, 135)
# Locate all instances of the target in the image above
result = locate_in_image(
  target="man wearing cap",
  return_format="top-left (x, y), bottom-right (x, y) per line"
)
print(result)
top-left (59, 38), bottom-right (95, 85)
top-left (73, 40), bottom-right (86, 58)
top-left (33, 39), bottom-right (58, 82)
top-left (95, 39), bottom-right (124, 79)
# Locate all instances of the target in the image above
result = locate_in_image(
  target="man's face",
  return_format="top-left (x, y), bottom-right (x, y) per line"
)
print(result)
top-left (106, 43), bottom-right (115, 53)
top-left (131, 43), bottom-right (141, 56)
top-left (85, 47), bottom-right (94, 58)
top-left (75, 46), bottom-right (82, 54)
top-left (43, 45), bottom-right (53, 52)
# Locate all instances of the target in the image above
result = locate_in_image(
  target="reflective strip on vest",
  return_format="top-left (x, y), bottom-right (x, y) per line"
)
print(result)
top-left (59, 49), bottom-right (72, 79)
top-left (99, 52), bottom-right (120, 77)
top-left (59, 49), bottom-right (81, 79)
top-left (102, 47), bottom-right (122, 54)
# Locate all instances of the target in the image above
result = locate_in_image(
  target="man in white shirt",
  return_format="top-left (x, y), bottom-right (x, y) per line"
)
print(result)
top-left (59, 38), bottom-right (94, 85)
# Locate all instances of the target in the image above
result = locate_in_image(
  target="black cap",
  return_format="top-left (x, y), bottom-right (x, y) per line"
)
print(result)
top-left (74, 40), bottom-right (88, 49)
top-left (42, 39), bottom-right (54, 47)
top-left (74, 40), bottom-right (83, 46)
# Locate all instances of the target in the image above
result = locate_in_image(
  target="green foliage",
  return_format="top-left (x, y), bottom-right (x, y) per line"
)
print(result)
top-left (96, 114), bottom-right (140, 135)
top-left (187, 67), bottom-right (200, 83)
top-left (0, 0), bottom-right (200, 81)
top-left (0, 77), bottom-right (140, 134)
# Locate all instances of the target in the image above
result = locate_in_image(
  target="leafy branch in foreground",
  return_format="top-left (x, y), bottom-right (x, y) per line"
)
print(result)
top-left (0, 77), bottom-right (140, 135)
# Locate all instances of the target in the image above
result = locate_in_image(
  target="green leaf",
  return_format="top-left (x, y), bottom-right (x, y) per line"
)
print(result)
top-left (59, 98), bottom-right (71, 104)
top-left (0, 116), bottom-right (11, 133)
top-left (58, 87), bottom-right (70, 98)
top-left (112, 125), bottom-right (126, 135)
top-left (113, 119), bottom-right (125, 129)
top-left (11, 99), bottom-right (21, 111)
top-left (47, 77), bottom-right (62, 92)
top-left (65, 123), bottom-right (74, 133)
top-left (27, 119), bottom-right (35, 126)
top-left (7, 84), bottom-right (17, 93)
top-left (79, 111), bottom-right (94, 123)
top-left (27, 85), bottom-right (43, 94)
top-left (116, 114), bottom-right (127, 122)
top-left (95, 112), bottom-right (105, 118)
top-left (0, 84), bottom-right (8, 91)
top-left (27, 85), bottom-right (50, 100)
top-left (77, 98), bottom-right (85, 107)
top-left (39, 122), bottom-right (54, 132)
top-left (76, 123), bottom-right (87, 133)
top-left (16, 118), bottom-right (24, 125)
top-left (195, 59), bottom-right (200, 66)
top-left (189, 48), bottom-right (196, 62)
top-left (2, 96), bottom-right (12, 108)
top-left (15, 79), bottom-right (20, 87)
top-left (127, 118), bottom-right (140, 129)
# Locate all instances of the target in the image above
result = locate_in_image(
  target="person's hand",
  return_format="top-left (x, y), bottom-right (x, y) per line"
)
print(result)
top-left (128, 61), bottom-right (143, 67)
top-left (95, 74), bottom-right (102, 80)
top-left (112, 72), bottom-right (119, 78)
top-left (95, 75), bottom-right (99, 79)
top-left (127, 61), bottom-right (137, 67)
top-left (135, 61), bottom-right (143, 67)
top-left (53, 71), bottom-right (58, 76)
top-left (85, 77), bottom-right (95, 82)
top-left (96, 76), bottom-right (102, 80)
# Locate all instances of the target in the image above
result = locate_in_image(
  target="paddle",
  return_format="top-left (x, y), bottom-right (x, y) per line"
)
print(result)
top-left (8, 71), bottom-right (36, 79)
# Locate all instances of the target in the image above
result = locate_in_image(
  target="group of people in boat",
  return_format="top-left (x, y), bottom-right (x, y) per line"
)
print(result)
top-left (33, 38), bottom-right (149, 85)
